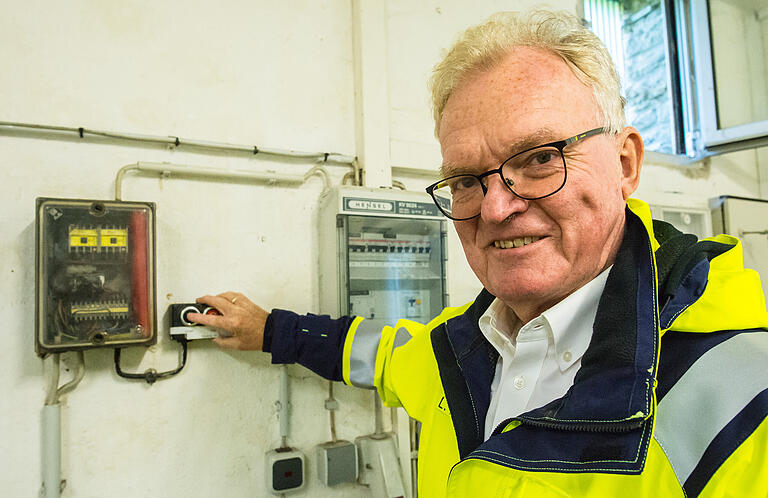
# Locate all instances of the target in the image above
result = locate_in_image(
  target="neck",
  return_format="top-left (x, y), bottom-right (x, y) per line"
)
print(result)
top-left (507, 254), bottom-right (620, 325)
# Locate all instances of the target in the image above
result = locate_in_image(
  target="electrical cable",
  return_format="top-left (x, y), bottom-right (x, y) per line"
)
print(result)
top-left (0, 120), bottom-right (355, 164)
top-left (45, 355), bottom-right (61, 406)
top-left (114, 338), bottom-right (188, 384)
top-left (304, 163), bottom-right (332, 194)
top-left (56, 351), bottom-right (85, 400)
top-left (327, 381), bottom-right (338, 442)
top-left (374, 391), bottom-right (384, 437)
top-left (279, 365), bottom-right (290, 449)
top-left (45, 352), bottom-right (87, 405)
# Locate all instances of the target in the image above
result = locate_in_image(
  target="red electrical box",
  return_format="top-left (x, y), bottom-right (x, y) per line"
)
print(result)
top-left (35, 198), bottom-right (157, 355)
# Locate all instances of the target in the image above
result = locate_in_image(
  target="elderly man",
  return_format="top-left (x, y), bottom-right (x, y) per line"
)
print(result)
top-left (191, 10), bottom-right (768, 497)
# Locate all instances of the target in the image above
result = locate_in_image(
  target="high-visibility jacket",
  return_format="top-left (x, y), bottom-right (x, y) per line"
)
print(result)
top-left (264, 198), bottom-right (768, 497)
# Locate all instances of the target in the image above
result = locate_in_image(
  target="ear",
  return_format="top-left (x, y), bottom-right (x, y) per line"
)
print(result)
top-left (617, 126), bottom-right (644, 200)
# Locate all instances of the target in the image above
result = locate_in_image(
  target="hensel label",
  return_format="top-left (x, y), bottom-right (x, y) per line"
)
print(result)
top-left (344, 198), bottom-right (396, 213)
top-left (343, 197), bottom-right (441, 217)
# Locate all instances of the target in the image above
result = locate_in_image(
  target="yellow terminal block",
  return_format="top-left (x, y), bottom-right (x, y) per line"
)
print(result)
top-left (70, 301), bottom-right (130, 321)
top-left (101, 227), bottom-right (128, 250)
top-left (69, 226), bottom-right (98, 250)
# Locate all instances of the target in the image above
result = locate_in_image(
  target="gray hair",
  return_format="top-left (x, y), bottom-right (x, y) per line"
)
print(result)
top-left (430, 9), bottom-right (626, 137)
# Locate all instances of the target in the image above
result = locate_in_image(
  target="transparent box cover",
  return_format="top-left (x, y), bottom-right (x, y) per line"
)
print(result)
top-left (35, 198), bottom-right (157, 354)
top-left (342, 215), bottom-right (446, 323)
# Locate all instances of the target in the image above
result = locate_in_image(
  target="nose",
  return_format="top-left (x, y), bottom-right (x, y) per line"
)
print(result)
top-left (479, 173), bottom-right (528, 223)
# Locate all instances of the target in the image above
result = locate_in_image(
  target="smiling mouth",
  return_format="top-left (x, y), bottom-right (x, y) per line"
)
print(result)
top-left (493, 236), bottom-right (542, 249)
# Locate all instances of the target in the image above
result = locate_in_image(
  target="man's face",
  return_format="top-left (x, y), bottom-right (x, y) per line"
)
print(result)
top-left (438, 47), bottom-right (637, 319)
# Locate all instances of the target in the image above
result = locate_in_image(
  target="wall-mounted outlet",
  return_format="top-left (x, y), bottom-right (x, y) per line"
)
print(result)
top-left (266, 447), bottom-right (306, 494)
top-left (168, 303), bottom-right (227, 340)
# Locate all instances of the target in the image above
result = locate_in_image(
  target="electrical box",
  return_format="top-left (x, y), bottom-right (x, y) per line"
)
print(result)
top-left (649, 204), bottom-right (712, 239)
top-left (711, 195), bottom-right (768, 309)
top-left (318, 186), bottom-right (447, 322)
top-left (266, 448), bottom-right (306, 494)
top-left (319, 186), bottom-right (443, 496)
top-left (317, 440), bottom-right (358, 486)
top-left (35, 198), bottom-right (157, 355)
top-left (356, 435), bottom-right (407, 498)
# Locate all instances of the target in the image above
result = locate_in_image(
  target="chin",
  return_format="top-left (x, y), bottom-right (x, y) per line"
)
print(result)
top-left (483, 267), bottom-right (560, 304)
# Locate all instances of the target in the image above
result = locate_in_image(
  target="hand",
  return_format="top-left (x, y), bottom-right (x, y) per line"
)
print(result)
top-left (186, 292), bottom-right (268, 350)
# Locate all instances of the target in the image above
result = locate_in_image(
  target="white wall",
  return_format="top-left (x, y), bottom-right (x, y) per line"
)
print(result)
top-left (1, 1), bottom-right (368, 496)
top-left (2, 1), bottom-right (763, 497)
top-left (0, 1), bottom-right (560, 497)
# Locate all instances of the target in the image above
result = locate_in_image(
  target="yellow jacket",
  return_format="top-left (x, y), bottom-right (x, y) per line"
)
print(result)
top-left (267, 199), bottom-right (768, 497)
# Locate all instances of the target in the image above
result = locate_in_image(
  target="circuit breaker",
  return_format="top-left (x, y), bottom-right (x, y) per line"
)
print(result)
top-left (35, 198), bottom-right (157, 355)
top-left (318, 186), bottom-right (447, 323)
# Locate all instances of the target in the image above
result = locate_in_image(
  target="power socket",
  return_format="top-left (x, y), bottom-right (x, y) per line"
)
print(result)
top-left (266, 447), bottom-right (306, 494)
top-left (168, 303), bottom-right (230, 340)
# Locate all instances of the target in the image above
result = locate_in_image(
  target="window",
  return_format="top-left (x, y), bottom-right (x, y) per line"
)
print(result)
top-left (584, 0), bottom-right (768, 157)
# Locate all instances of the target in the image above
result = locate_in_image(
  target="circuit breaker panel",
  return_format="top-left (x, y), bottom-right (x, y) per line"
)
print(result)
top-left (36, 198), bottom-right (157, 355)
top-left (319, 187), bottom-right (447, 323)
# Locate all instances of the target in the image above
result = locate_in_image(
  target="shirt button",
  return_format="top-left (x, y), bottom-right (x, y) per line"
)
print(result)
top-left (513, 376), bottom-right (526, 389)
top-left (562, 351), bottom-right (573, 363)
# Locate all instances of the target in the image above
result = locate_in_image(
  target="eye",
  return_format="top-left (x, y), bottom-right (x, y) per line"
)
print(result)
top-left (450, 176), bottom-right (478, 192)
top-left (532, 151), bottom-right (556, 164)
top-left (459, 177), bottom-right (476, 188)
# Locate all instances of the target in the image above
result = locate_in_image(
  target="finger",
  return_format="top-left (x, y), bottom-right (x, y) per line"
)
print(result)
top-left (196, 294), bottom-right (234, 313)
top-left (216, 291), bottom-right (240, 302)
top-left (186, 312), bottom-right (225, 328)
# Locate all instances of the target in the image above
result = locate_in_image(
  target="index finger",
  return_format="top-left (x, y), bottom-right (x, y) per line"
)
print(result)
top-left (185, 311), bottom-right (225, 328)
top-left (196, 294), bottom-right (234, 313)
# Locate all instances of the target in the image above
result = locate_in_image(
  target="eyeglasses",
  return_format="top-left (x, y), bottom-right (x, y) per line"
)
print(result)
top-left (426, 127), bottom-right (607, 221)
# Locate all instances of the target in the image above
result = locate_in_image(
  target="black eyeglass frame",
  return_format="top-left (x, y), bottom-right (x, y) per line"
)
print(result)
top-left (426, 127), bottom-right (607, 221)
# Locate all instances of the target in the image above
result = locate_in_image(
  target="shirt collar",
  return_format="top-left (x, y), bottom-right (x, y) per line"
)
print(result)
top-left (478, 297), bottom-right (521, 354)
top-left (542, 266), bottom-right (612, 371)
top-left (477, 266), bottom-right (612, 370)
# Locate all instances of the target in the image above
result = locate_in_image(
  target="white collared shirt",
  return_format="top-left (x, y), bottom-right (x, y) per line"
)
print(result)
top-left (479, 267), bottom-right (611, 439)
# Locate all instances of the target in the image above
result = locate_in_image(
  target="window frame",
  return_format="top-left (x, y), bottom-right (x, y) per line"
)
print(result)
top-left (584, 0), bottom-right (768, 159)
top-left (689, 0), bottom-right (768, 154)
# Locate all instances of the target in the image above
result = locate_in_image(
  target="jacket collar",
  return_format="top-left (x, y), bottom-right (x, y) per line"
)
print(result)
top-left (434, 202), bottom-right (668, 458)
top-left (435, 198), bottom-right (767, 472)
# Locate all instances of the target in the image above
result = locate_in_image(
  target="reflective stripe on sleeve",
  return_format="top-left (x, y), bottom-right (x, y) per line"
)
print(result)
top-left (654, 332), bottom-right (768, 487)
top-left (345, 318), bottom-right (386, 389)
top-left (392, 326), bottom-right (412, 350)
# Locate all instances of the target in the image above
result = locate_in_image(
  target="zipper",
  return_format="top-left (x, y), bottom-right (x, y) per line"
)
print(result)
top-left (491, 413), bottom-right (647, 436)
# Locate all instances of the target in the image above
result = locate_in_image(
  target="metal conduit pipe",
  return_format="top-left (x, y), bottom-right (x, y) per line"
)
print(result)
top-left (42, 352), bottom-right (86, 498)
top-left (115, 161), bottom-right (308, 200)
top-left (0, 120), bottom-right (356, 164)
top-left (280, 365), bottom-right (290, 449)
top-left (42, 355), bottom-right (62, 498)
top-left (42, 404), bottom-right (61, 498)
top-left (304, 163), bottom-right (331, 194)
